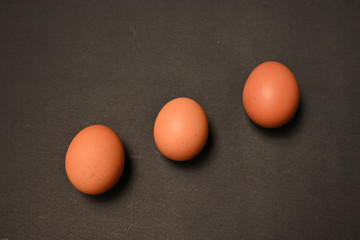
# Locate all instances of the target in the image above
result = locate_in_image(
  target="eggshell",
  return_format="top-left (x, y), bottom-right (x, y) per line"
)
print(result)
top-left (154, 97), bottom-right (208, 161)
top-left (65, 125), bottom-right (125, 195)
top-left (243, 61), bottom-right (300, 128)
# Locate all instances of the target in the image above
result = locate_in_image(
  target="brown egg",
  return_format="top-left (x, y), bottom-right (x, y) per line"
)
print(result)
top-left (243, 61), bottom-right (300, 128)
top-left (65, 125), bottom-right (125, 195)
top-left (154, 97), bottom-right (209, 161)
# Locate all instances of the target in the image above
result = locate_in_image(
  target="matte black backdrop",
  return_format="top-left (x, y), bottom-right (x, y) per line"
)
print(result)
top-left (1, 0), bottom-right (359, 239)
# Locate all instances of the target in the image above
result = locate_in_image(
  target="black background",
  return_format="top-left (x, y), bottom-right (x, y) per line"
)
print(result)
top-left (1, 0), bottom-right (359, 239)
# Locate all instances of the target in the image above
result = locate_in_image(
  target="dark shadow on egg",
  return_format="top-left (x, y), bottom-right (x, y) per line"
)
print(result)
top-left (83, 142), bottom-right (132, 203)
top-left (166, 122), bottom-right (215, 169)
top-left (248, 99), bottom-right (304, 138)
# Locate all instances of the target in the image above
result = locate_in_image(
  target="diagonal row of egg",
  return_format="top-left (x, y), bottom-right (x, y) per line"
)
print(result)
top-left (65, 61), bottom-right (300, 195)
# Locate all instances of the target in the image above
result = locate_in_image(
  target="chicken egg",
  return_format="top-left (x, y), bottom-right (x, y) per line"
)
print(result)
top-left (65, 125), bottom-right (125, 195)
top-left (154, 97), bottom-right (208, 161)
top-left (243, 61), bottom-right (300, 128)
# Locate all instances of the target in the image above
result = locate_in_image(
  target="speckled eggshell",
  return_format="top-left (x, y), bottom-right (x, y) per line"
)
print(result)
top-left (65, 125), bottom-right (125, 195)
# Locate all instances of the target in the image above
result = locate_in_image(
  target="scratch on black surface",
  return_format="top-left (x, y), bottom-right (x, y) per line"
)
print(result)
top-left (126, 158), bottom-right (137, 236)
top-left (151, 144), bottom-right (162, 155)
top-left (129, 25), bottom-right (137, 40)
top-left (79, 119), bottom-right (91, 126)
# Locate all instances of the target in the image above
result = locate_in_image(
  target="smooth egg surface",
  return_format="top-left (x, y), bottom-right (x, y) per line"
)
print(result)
top-left (154, 97), bottom-right (208, 161)
top-left (243, 61), bottom-right (300, 128)
top-left (65, 125), bottom-right (125, 195)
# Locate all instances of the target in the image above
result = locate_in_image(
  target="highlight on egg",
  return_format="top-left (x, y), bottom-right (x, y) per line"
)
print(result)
top-left (65, 125), bottom-right (125, 195)
top-left (242, 61), bottom-right (300, 128)
top-left (154, 97), bottom-right (209, 161)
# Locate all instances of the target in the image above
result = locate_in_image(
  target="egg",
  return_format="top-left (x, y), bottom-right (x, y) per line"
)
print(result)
top-left (154, 97), bottom-right (209, 161)
top-left (65, 125), bottom-right (125, 195)
top-left (242, 61), bottom-right (300, 128)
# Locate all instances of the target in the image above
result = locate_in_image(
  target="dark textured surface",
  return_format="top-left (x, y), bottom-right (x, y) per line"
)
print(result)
top-left (1, 0), bottom-right (359, 239)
